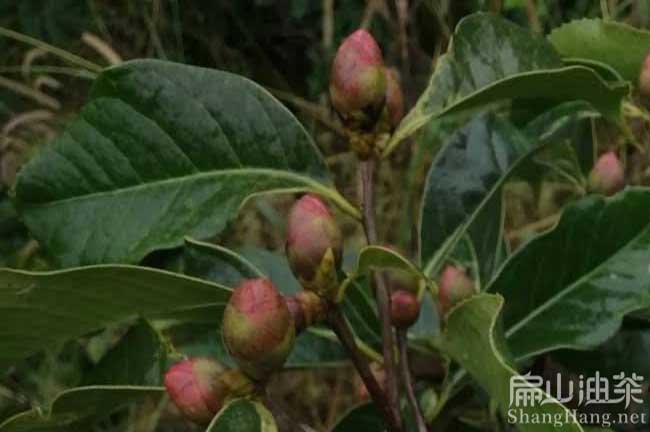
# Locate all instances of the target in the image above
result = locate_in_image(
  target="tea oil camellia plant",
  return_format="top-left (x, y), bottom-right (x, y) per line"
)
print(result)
top-left (5, 9), bottom-right (650, 432)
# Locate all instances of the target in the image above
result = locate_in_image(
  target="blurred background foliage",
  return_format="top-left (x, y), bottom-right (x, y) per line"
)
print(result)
top-left (2, 1), bottom-right (650, 431)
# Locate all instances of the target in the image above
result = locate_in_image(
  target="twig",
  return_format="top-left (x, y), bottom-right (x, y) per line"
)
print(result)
top-left (268, 87), bottom-right (345, 136)
top-left (395, 0), bottom-right (410, 72)
top-left (360, 159), bottom-right (402, 429)
top-left (524, 0), bottom-right (542, 33)
top-left (0, 26), bottom-right (102, 73)
top-left (397, 329), bottom-right (427, 432)
top-left (506, 212), bottom-right (561, 243)
top-left (328, 306), bottom-right (402, 431)
top-left (82, 32), bottom-right (123, 65)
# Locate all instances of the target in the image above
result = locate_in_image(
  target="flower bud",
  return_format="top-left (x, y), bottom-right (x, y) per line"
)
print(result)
top-left (285, 291), bottom-right (328, 333)
top-left (164, 357), bottom-right (224, 424)
top-left (639, 53), bottom-right (650, 98)
top-left (390, 289), bottom-right (420, 328)
top-left (330, 29), bottom-right (386, 130)
top-left (222, 279), bottom-right (295, 380)
top-left (438, 265), bottom-right (476, 316)
top-left (587, 151), bottom-right (625, 196)
top-left (384, 68), bottom-right (404, 130)
top-left (286, 194), bottom-right (343, 298)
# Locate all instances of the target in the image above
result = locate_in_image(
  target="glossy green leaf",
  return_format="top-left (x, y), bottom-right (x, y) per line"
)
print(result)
top-left (420, 106), bottom-right (597, 279)
top-left (83, 319), bottom-right (163, 386)
top-left (183, 238), bottom-right (264, 287)
top-left (206, 399), bottom-right (277, 432)
top-left (0, 386), bottom-right (163, 432)
top-left (0, 265), bottom-right (229, 369)
top-left (489, 188), bottom-right (650, 360)
top-left (440, 294), bottom-right (582, 432)
top-left (15, 59), bottom-right (358, 267)
top-left (549, 19), bottom-right (650, 83)
top-left (385, 13), bottom-right (627, 155)
top-left (331, 403), bottom-right (383, 432)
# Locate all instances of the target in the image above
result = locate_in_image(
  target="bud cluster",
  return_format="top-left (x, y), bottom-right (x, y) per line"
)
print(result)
top-left (329, 29), bottom-right (405, 158)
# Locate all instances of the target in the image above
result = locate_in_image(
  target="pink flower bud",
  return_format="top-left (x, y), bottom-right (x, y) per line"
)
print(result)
top-left (286, 194), bottom-right (343, 296)
top-left (284, 291), bottom-right (328, 332)
top-left (164, 357), bottom-right (224, 424)
top-left (222, 278), bottom-right (295, 380)
top-left (588, 151), bottom-right (625, 196)
top-left (329, 29), bottom-right (386, 127)
top-left (384, 68), bottom-right (405, 129)
top-left (639, 54), bottom-right (650, 98)
top-left (390, 290), bottom-right (420, 328)
top-left (438, 265), bottom-right (476, 316)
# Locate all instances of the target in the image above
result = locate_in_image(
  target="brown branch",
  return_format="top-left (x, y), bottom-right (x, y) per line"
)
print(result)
top-left (397, 329), bottom-right (427, 432)
top-left (328, 306), bottom-right (402, 431)
top-left (360, 159), bottom-right (403, 429)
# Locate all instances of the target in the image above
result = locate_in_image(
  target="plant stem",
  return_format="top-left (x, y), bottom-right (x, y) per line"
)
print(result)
top-left (0, 26), bottom-right (102, 73)
top-left (360, 159), bottom-right (402, 428)
top-left (328, 306), bottom-right (402, 431)
top-left (397, 329), bottom-right (427, 432)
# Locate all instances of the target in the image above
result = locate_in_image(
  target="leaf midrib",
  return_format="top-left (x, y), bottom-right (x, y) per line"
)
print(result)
top-left (503, 196), bottom-right (650, 340)
top-left (19, 167), bottom-right (331, 208)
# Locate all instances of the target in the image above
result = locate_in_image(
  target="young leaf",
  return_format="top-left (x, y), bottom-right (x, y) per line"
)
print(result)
top-left (489, 188), bottom-right (650, 361)
top-left (0, 265), bottom-right (230, 369)
top-left (385, 13), bottom-right (627, 155)
top-left (440, 294), bottom-right (583, 432)
top-left (549, 19), bottom-right (650, 83)
top-left (14, 59), bottom-right (358, 267)
top-left (206, 399), bottom-right (277, 432)
top-left (0, 386), bottom-right (163, 431)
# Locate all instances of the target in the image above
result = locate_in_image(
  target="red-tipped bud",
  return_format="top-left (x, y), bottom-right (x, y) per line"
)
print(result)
top-left (390, 290), bottom-right (420, 328)
top-left (164, 357), bottom-right (224, 424)
top-left (286, 194), bottom-right (343, 298)
top-left (384, 68), bottom-right (404, 130)
top-left (588, 151), bottom-right (625, 196)
top-left (639, 54), bottom-right (650, 98)
top-left (438, 265), bottom-right (476, 316)
top-left (222, 279), bottom-right (295, 380)
top-left (330, 29), bottom-right (386, 129)
top-left (285, 291), bottom-right (328, 332)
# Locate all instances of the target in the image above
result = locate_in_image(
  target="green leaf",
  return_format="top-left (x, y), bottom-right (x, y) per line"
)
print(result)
top-left (15, 59), bottom-right (358, 267)
top-left (440, 294), bottom-right (582, 432)
top-left (549, 18), bottom-right (650, 83)
top-left (0, 386), bottom-right (163, 432)
top-left (183, 238), bottom-right (265, 287)
top-left (385, 13), bottom-right (627, 155)
top-left (331, 403), bottom-right (383, 432)
top-left (206, 399), bottom-right (277, 432)
top-left (83, 319), bottom-right (164, 386)
top-left (0, 265), bottom-right (229, 369)
top-left (354, 246), bottom-right (422, 278)
top-left (420, 106), bottom-right (597, 279)
top-left (489, 188), bottom-right (650, 360)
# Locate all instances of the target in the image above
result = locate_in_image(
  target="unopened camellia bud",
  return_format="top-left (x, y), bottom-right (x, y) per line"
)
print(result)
top-left (390, 289), bottom-right (420, 328)
top-left (222, 278), bottom-right (295, 381)
top-left (438, 265), bottom-right (476, 316)
top-left (384, 68), bottom-right (404, 130)
top-left (330, 29), bottom-right (386, 130)
top-left (164, 357), bottom-right (224, 424)
top-left (286, 194), bottom-right (343, 298)
top-left (285, 291), bottom-right (328, 333)
top-left (639, 54), bottom-right (650, 98)
top-left (587, 151), bottom-right (625, 196)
